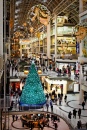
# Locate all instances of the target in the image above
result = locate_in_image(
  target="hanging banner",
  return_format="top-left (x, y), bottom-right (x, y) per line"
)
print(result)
top-left (76, 42), bottom-right (79, 54)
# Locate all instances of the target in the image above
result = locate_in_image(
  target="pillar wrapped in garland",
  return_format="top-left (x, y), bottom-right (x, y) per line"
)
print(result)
top-left (20, 62), bottom-right (46, 108)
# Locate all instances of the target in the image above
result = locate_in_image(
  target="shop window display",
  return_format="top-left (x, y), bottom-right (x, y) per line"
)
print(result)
top-left (50, 84), bottom-right (63, 94)
top-left (10, 82), bottom-right (20, 92)
top-left (57, 37), bottom-right (76, 57)
top-left (55, 23), bottom-right (77, 59)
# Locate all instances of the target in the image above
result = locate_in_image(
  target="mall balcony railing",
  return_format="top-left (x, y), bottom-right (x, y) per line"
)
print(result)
top-left (56, 54), bottom-right (78, 60)
top-left (0, 95), bottom-right (10, 109)
top-left (8, 104), bottom-right (76, 129)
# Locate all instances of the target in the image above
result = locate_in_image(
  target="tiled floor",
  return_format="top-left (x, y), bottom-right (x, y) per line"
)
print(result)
top-left (58, 94), bottom-right (87, 128)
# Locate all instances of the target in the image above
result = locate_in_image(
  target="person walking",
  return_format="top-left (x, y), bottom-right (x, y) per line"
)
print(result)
top-left (73, 109), bottom-right (77, 119)
top-left (85, 122), bottom-right (87, 129)
top-left (77, 120), bottom-right (82, 129)
top-left (59, 98), bottom-right (62, 106)
top-left (46, 103), bottom-right (49, 111)
top-left (50, 99), bottom-right (53, 112)
top-left (64, 95), bottom-right (67, 102)
top-left (16, 115), bottom-right (18, 121)
top-left (84, 95), bottom-right (87, 102)
top-left (82, 101), bottom-right (85, 110)
top-left (54, 120), bottom-right (58, 130)
top-left (51, 105), bottom-right (53, 112)
top-left (12, 66), bottom-right (14, 76)
top-left (12, 115), bottom-right (15, 121)
top-left (78, 108), bottom-right (81, 119)
top-left (68, 111), bottom-right (72, 120)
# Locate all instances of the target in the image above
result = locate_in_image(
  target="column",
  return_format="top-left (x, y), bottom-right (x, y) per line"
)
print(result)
top-left (79, 65), bottom-right (84, 104)
top-left (27, 49), bottom-right (29, 58)
top-left (79, 0), bottom-right (84, 104)
top-left (7, 43), bottom-right (11, 59)
top-left (39, 39), bottom-right (40, 53)
top-left (20, 45), bottom-right (22, 59)
top-left (47, 21), bottom-right (51, 58)
top-left (79, 0), bottom-right (83, 14)
top-left (79, 89), bottom-right (84, 104)
top-left (0, 0), bottom-right (3, 56)
top-left (79, 41), bottom-right (83, 57)
top-left (54, 15), bottom-right (57, 60)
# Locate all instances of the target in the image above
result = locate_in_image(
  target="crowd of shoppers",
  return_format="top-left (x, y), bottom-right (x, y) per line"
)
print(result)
top-left (56, 65), bottom-right (71, 76)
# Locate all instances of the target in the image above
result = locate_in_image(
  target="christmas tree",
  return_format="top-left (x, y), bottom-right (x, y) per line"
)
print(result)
top-left (20, 62), bottom-right (46, 107)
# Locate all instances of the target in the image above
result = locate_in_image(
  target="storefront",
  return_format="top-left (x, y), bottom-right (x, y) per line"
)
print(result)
top-left (44, 77), bottom-right (67, 94)
top-left (44, 77), bottom-right (79, 94)
top-left (10, 78), bottom-right (20, 91)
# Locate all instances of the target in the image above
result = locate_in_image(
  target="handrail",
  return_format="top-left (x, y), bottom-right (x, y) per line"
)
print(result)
top-left (0, 96), bottom-right (10, 108)
top-left (2, 104), bottom-right (76, 129)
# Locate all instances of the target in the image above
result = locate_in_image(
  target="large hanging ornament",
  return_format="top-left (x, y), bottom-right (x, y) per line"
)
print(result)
top-left (27, 4), bottom-right (51, 26)
top-left (29, 27), bottom-right (34, 33)
top-left (75, 26), bottom-right (87, 42)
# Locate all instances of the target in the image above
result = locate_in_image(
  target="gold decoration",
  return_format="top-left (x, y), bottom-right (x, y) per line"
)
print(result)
top-left (75, 26), bottom-right (87, 42)
top-left (30, 27), bottom-right (34, 33)
top-left (36, 32), bottom-right (41, 39)
top-left (71, 49), bottom-right (76, 54)
top-left (28, 4), bottom-right (50, 26)
top-left (82, 48), bottom-right (87, 57)
top-left (39, 17), bottom-right (48, 26)
top-left (40, 10), bottom-right (48, 18)
top-left (23, 22), bottom-right (27, 27)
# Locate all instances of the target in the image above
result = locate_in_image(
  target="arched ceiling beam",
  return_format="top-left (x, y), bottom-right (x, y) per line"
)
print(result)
top-left (53, 0), bottom-right (78, 16)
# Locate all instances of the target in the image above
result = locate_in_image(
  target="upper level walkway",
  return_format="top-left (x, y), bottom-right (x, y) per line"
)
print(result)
top-left (10, 67), bottom-right (76, 82)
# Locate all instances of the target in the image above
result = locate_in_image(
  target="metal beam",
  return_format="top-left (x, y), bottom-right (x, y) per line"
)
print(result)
top-left (53, 0), bottom-right (78, 15)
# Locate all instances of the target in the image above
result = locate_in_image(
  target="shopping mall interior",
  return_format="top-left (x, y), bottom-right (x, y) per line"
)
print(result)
top-left (0, 0), bottom-right (87, 130)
